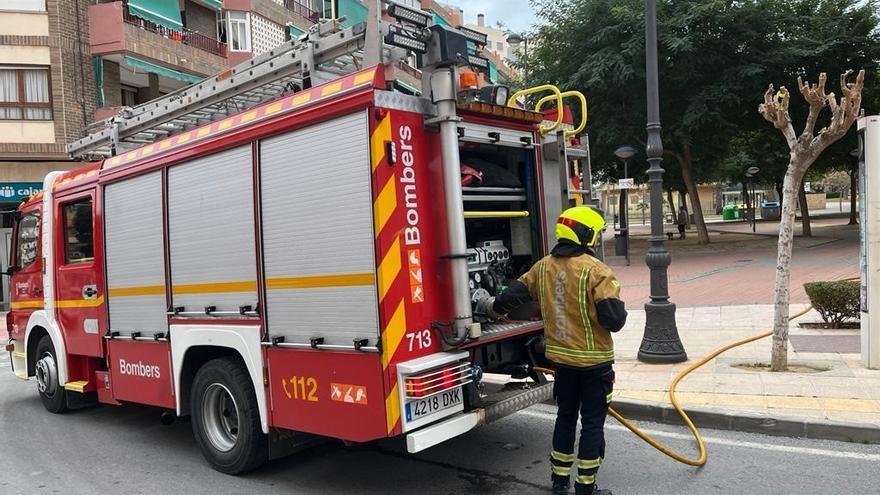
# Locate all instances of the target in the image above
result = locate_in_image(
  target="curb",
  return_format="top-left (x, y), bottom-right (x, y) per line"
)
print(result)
top-left (607, 398), bottom-right (880, 445)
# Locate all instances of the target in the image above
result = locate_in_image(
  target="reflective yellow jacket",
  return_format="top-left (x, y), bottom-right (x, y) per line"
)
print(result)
top-left (495, 246), bottom-right (626, 368)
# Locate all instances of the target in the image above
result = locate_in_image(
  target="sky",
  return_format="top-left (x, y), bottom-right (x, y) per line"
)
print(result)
top-left (440, 0), bottom-right (540, 34)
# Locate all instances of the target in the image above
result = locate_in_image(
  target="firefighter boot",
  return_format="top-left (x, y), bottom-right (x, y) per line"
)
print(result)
top-left (552, 479), bottom-right (570, 494)
top-left (575, 489), bottom-right (612, 495)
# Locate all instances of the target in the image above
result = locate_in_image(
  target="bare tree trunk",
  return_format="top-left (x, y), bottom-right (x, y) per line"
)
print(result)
top-left (678, 190), bottom-right (688, 226)
top-left (666, 189), bottom-right (675, 215)
top-left (798, 179), bottom-right (812, 237)
top-left (849, 167), bottom-right (858, 225)
top-left (759, 70), bottom-right (865, 373)
top-left (771, 168), bottom-right (802, 371)
top-left (680, 144), bottom-right (710, 244)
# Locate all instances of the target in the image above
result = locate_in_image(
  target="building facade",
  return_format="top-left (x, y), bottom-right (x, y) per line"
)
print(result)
top-left (0, 0), bottom-right (96, 198)
top-left (90, 0), bottom-right (316, 120)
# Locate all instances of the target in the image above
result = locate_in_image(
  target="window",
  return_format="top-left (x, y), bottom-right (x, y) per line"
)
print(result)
top-left (121, 85), bottom-right (139, 107)
top-left (497, 41), bottom-right (504, 51)
top-left (16, 213), bottom-right (39, 268)
top-left (0, 67), bottom-right (52, 120)
top-left (311, 0), bottom-right (334, 19)
top-left (1, 0), bottom-right (45, 12)
top-left (227, 12), bottom-right (251, 52)
top-left (63, 200), bottom-right (93, 264)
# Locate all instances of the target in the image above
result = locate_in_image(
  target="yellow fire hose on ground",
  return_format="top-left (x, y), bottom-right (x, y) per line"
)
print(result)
top-left (536, 304), bottom-right (816, 467)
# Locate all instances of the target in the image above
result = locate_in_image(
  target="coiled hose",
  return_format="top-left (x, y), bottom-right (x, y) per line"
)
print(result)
top-left (537, 304), bottom-right (816, 467)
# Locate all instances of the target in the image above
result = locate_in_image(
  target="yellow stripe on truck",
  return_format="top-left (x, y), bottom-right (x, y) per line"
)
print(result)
top-left (373, 176), bottom-right (397, 236)
top-left (376, 238), bottom-right (402, 302)
top-left (106, 275), bottom-right (374, 299)
top-left (56, 295), bottom-right (105, 309)
top-left (381, 301), bottom-right (407, 369)
top-left (386, 383), bottom-right (401, 434)
top-left (266, 273), bottom-right (374, 290)
top-left (108, 285), bottom-right (165, 297)
top-left (370, 113), bottom-right (392, 171)
top-left (173, 281), bottom-right (257, 295)
top-left (10, 300), bottom-right (44, 310)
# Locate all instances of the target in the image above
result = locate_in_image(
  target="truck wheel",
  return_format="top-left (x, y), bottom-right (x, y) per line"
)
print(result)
top-left (35, 335), bottom-right (67, 413)
top-left (191, 357), bottom-right (267, 474)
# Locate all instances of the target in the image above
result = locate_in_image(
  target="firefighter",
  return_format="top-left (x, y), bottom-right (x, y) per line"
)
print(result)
top-left (479, 206), bottom-right (626, 495)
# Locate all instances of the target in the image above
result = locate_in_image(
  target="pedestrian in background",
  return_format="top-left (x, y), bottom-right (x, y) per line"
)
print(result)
top-left (677, 205), bottom-right (688, 239)
top-left (480, 206), bottom-right (627, 495)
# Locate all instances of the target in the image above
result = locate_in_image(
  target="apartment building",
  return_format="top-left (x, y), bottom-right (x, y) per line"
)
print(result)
top-left (89, 0), bottom-right (316, 120)
top-left (0, 0), bottom-right (95, 195)
top-left (464, 13), bottom-right (518, 82)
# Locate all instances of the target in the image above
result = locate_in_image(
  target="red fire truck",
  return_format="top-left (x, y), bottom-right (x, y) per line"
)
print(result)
top-left (4, 2), bottom-right (593, 473)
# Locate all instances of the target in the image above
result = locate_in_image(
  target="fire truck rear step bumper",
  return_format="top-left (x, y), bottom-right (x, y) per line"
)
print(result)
top-left (406, 382), bottom-right (554, 453)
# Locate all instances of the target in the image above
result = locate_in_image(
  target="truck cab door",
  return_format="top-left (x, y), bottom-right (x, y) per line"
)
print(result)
top-left (8, 205), bottom-right (44, 344)
top-left (54, 192), bottom-right (105, 357)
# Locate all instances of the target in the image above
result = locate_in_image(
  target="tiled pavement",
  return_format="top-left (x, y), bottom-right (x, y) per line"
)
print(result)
top-left (613, 305), bottom-right (880, 427)
top-left (606, 217), bottom-right (858, 309)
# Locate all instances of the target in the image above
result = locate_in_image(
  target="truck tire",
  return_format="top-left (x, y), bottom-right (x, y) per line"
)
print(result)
top-left (190, 357), bottom-right (267, 474)
top-left (35, 335), bottom-right (67, 414)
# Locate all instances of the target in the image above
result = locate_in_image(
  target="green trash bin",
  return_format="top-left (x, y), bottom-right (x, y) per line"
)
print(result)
top-left (722, 204), bottom-right (738, 221)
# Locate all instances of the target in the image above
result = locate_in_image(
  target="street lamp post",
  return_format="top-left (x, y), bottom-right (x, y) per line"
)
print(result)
top-left (639, 0), bottom-right (687, 363)
top-left (615, 145), bottom-right (637, 267)
top-left (506, 33), bottom-right (528, 63)
top-left (746, 166), bottom-right (760, 232)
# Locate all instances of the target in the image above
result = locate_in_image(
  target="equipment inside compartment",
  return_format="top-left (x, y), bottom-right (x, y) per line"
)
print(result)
top-left (460, 143), bottom-right (541, 319)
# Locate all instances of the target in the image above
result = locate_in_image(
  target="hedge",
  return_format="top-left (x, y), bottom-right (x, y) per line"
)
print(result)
top-left (803, 280), bottom-right (860, 327)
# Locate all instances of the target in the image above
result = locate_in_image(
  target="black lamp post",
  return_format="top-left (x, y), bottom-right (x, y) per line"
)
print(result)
top-left (638, 0), bottom-right (687, 363)
top-left (746, 166), bottom-right (760, 232)
top-left (614, 145), bottom-right (637, 266)
top-left (506, 32), bottom-right (528, 62)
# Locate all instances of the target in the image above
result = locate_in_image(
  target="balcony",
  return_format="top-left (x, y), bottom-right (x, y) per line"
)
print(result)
top-left (282, 0), bottom-right (320, 23)
top-left (90, 2), bottom-right (228, 78)
top-left (122, 9), bottom-right (227, 57)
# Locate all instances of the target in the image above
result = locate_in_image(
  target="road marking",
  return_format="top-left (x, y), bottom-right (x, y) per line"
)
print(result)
top-left (518, 408), bottom-right (880, 462)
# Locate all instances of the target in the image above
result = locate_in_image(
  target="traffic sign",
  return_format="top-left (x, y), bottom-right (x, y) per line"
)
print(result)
top-left (619, 178), bottom-right (635, 189)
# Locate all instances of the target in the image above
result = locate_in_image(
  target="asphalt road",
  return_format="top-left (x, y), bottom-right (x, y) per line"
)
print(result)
top-left (2, 353), bottom-right (879, 495)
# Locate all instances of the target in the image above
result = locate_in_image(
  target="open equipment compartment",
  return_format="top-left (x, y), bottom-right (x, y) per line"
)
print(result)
top-left (459, 135), bottom-right (544, 324)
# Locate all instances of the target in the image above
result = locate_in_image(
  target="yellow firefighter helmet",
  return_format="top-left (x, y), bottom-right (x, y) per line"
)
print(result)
top-left (556, 206), bottom-right (606, 247)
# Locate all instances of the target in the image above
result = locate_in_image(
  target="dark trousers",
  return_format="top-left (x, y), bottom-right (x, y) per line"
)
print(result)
top-left (550, 364), bottom-right (614, 495)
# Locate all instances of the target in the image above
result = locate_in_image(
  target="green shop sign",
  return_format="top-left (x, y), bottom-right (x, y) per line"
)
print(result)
top-left (0, 183), bottom-right (42, 203)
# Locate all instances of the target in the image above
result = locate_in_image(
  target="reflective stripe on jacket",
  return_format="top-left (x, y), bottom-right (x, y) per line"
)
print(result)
top-left (517, 254), bottom-right (623, 368)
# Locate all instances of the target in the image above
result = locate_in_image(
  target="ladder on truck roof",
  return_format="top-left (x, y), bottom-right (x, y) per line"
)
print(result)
top-left (68, 0), bottom-right (483, 160)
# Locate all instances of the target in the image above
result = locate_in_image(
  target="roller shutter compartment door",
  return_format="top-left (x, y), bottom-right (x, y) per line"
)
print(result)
top-left (168, 145), bottom-right (257, 314)
top-left (260, 111), bottom-right (378, 346)
top-left (105, 171), bottom-right (167, 336)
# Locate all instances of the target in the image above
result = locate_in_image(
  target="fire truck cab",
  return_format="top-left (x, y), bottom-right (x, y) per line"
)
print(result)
top-left (5, 1), bottom-right (595, 474)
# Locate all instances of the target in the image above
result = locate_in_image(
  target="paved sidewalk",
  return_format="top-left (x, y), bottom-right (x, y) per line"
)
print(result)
top-left (613, 305), bottom-right (880, 429)
top-left (607, 218), bottom-right (858, 309)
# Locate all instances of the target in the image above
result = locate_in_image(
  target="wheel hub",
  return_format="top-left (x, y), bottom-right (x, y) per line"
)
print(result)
top-left (35, 352), bottom-right (57, 397)
top-left (202, 383), bottom-right (240, 453)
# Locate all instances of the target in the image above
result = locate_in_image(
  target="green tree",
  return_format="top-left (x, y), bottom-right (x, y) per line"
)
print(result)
top-left (524, 0), bottom-right (791, 244)
top-left (523, 0), bottom-right (879, 243)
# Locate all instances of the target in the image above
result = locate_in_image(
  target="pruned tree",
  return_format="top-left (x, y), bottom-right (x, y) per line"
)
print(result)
top-left (758, 69), bottom-right (865, 371)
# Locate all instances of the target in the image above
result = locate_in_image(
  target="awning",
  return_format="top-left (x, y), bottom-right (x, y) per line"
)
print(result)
top-left (127, 0), bottom-right (183, 31)
top-left (124, 56), bottom-right (203, 85)
top-left (338, 0), bottom-right (368, 28)
top-left (195, 0), bottom-right (223, 12)
top-left (289, 25), bottom-right (305, 39)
